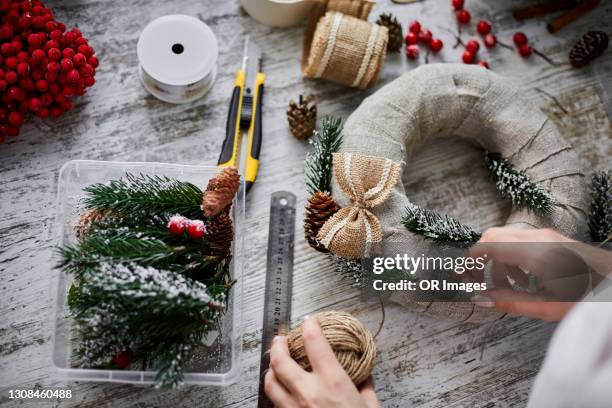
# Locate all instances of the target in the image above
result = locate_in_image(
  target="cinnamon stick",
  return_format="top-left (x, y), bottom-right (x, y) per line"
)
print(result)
top-left (514, 0), bottom-right (578, 21)
top-left (547, 0), bottom-right (601, 33)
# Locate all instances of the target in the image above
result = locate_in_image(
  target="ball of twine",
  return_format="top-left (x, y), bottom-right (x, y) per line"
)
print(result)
top-left (287, 311), bottom-right (376, 386)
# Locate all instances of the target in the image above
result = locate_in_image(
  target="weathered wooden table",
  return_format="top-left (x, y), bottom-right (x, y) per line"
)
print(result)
top-left (1, 0), bottom-right (610, 406)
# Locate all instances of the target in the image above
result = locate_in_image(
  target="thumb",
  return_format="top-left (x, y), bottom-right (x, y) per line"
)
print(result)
top-left (359, 377), bottom-right (380, 408)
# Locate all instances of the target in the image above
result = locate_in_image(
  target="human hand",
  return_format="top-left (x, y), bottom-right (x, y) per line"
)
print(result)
top-left (467, 228), bottom-right (587, 321)
top-left (264, 316), bottom-right (379, 408)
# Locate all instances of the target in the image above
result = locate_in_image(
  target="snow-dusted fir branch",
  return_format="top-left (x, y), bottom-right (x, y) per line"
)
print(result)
top-left (305, 116), bottom-right (343, 195)
top-left (484, 152), bottom-right (554, 216)
top-left (68, 263), bottom-right (223, 387)
top-left (589, 170), bottom-right (612, 242)
top-left (402, 203), bottom-right (481, 244)
top-left (331, 255), bottom-right (365, 287)
top-left (83, 173), bottom-right (204, 219)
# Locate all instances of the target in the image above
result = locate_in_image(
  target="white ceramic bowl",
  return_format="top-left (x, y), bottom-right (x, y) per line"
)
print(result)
top-left (241, 0), bottom-right (313, 28)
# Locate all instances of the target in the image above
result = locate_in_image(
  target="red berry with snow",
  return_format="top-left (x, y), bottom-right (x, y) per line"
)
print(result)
top-left (406, 44), bottom-right (419, 60)
top-left (518, 44), bottom-right (532, 57)
top-left (476, 20), bottom-right (491, 35)
top-left (405, 31), bottom-right (418, 45)
top-left (456, 10), bottom-right (471, 24)
top-left (451, 0), bottom-right (464, 10)
top-left (465, 39), bottom-right (480, 53)
top-left (186, 220), bottom-right (207, 239)
top-left (484, 33), bottom-right (497, 48)
top-left (478, 61), bottom-right (489, 69)
top-left (430, 38), bottom-right (444, 53)
top-left (167, 216), bottom-right (187, 236)
top-left (513, 32), bottom-right (528, 47)
top-left (418, 30), bottom-right (433, 45)
top-left (408, 20), bottom-right (421, 34)
top-left (462, 50), bottom-right (476, 64)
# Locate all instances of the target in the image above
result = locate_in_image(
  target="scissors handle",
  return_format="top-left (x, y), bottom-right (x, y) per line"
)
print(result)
top-left (218, 70), bottom-right (245, 168)
top-left (245, 72), bottom-right (265, 192)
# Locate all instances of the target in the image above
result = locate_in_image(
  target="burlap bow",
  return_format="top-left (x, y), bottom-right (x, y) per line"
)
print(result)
top-left (318, 153), bottom-right (401, 258)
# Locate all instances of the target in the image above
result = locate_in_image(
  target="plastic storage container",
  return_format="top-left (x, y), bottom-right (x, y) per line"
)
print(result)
top-left (51, 160), bottom-right (244, 386)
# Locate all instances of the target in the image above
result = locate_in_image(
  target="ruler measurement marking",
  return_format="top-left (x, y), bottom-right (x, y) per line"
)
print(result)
top-left (257, 192), bottom-right (296, 408)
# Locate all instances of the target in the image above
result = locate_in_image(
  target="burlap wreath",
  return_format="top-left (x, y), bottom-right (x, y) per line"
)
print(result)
top-left (327, 64), bottom-right (588, 321)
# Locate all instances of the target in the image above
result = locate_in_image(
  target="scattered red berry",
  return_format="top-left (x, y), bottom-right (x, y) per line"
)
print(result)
top-left (465, 39), bottom-right (480, 53)
top-left (418, 30), bottom-right (433, 45)
top-left (462, 50), bottom-right (476, 64)
top-left (451, 0), bottom-right (464, 10)
top-left (478, 61), bottom-right (489, 69)
top-left (484, 33), bottom-right (497, 48)
top-left (405, 31), bottom-right (418, 45)
top-left (186, 220), bottom-right (206, 239)
top-left (112, 350), bottom-right (133, 369)
top-left (518, 44), bottom-right (533, 57)
top-left (167, 216), bottom-right (187, 236)
top-left (408, 20), bottom-right (421, 34)
top-left (513, 32), bottom-right (528, 47)
top-left (456, 10), bottom-right (471, 24)
top-left (430, 38), bottom-right (444, 53)
top-left (406, 44), bottom-right (419, 59)
top-left (476, 20), bottom-right (491, 36)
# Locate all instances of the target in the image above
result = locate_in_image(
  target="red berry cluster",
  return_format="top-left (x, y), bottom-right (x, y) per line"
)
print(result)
top-left (0, 0), bottom-right (98, 143)
top-left (448, 1), bottom-right (491, 67)
top-left (404, 20), bottom-right (444, 60)
top-left (167, 216), bottom-right (207, 240)
top-left (512, 32), bottom-right (533, 57)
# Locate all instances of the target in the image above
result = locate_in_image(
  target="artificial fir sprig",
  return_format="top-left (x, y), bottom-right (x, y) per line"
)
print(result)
top-left (305, 116), bottom-right (344, 195)
top-left (402, 203), bottom-right (481, 244)
top-left (83, 173), bottom-right (204, 219)
top-left (332, 255), bottom-right (365, 287)
top-left (589, 170), bottom-right (612, 242)
top-left (68, 263), bottom-right (223, 388)
top-left (484, 151), bottom-right (554, 216)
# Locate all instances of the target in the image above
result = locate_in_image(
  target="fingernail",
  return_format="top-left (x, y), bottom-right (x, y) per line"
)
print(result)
top-left (273, 335), bottom-right (284, 343)
top-left (471, 294), bottom-right (495, 308)
top-left (303, 315), bottom-right (310, 321)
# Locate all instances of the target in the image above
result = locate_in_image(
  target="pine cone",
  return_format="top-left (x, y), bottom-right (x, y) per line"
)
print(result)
top-left (287, 95), bottom-right (317, 140)
top-left (74, 208), bottom-right (112, 239)
top-left (569, 31), bottom-right (609, 68)
top-left (376, 13), bottom-right (403, 52)
top-left (304, 191), bottom-right (340, 252)
top-left (206, 209), bottom-right (234, 258)
top-left (203, 167), bottom-right (240, 217)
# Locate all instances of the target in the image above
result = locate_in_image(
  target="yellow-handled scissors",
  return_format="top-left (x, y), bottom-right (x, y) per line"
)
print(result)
top-left (218, 37), bottom-right (264, 193)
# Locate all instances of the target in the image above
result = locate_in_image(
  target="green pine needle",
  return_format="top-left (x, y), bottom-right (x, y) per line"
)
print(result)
top-left (589, 170), bottom-right (612, 242)
top-left (83, 173), bottom-right (204, 219)
top-left (484, 152), bottom-right (555, 216)
top-left (305, 116), bottom-right (343, 195)
top-left (402, 203), bottom-right (481, 244)
top-left (331, 255), bottom-right (364, 287)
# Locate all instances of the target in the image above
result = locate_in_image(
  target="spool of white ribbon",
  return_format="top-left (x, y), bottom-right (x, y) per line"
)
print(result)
top-left (137, 15), bottom-right (218, 104)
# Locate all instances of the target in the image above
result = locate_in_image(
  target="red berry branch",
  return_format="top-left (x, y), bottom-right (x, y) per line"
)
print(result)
top-left (0, 0), bottom-right (98, 143)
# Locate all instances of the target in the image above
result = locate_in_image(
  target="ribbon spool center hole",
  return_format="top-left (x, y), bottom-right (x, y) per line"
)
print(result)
top-left (171, 43), bottom-right (184, 55)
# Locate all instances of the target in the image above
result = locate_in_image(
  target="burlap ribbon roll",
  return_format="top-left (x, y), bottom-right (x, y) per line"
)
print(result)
top-left (318, 153), bottom-right (401, 258)
top-left (302, 8), bottom-right (388, 89)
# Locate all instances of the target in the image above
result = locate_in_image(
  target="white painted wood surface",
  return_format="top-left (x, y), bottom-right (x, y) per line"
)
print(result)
top-left (1, 0), bottom-right (610, 406)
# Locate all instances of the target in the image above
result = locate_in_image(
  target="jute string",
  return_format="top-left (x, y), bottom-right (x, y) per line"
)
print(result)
top-left (302, 0), bottom-right (388, 89)
top-left (287, 311), bottom-right (376, 386)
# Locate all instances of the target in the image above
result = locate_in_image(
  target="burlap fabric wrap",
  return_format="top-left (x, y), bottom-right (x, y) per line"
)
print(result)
top-left (287, 311), bottom-right (376, 386)
top-left (318, 153), bottom-right (401, 258)
top-left (330, 64), bottom-right (588, 322)
top-left (302, 0), bottom-right (388, 89)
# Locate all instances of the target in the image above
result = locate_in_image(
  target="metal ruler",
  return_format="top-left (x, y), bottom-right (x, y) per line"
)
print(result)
top-left (257, 191), bottom-right (296, 408)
